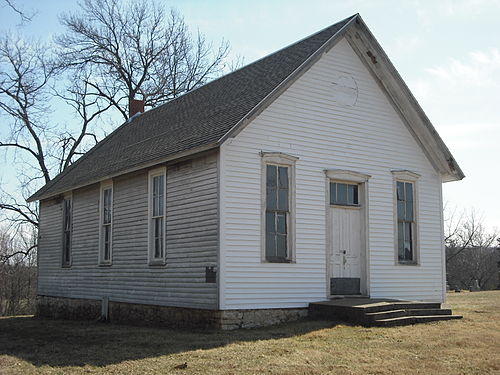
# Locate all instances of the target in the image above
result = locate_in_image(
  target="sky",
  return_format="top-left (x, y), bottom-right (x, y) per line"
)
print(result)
top-left (0, 0), bottom-right (499, 230)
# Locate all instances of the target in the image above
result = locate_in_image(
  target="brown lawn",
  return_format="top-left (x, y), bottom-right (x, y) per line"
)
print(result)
top-left (0, 291), bottom-right (499, 375)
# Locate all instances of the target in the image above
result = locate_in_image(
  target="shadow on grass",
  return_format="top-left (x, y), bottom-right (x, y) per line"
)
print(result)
top-left (0, 316), bottom-right (339, 368)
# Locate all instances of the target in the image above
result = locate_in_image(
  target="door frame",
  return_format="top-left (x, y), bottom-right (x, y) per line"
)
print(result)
top-left (324, 169), bottom-right (371, 297)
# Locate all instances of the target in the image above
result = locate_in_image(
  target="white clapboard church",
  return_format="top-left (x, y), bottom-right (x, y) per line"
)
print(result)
top-left (30, 14), bottom-right (464, 329)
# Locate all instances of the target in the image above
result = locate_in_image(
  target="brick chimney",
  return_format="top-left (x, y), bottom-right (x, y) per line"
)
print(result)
top-left (129, 99), bottom-right (144, 118)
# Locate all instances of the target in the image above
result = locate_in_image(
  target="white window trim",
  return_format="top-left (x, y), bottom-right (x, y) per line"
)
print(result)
top-left (260, 152), bottom-right (298, 263)
top-left (61, 192), bottom-right (73, 268)
top-left (392, 170), bottom-right (420, 266)
top-left (325, 169), bottom-right (371, 183)
top-left (148, 166), bottom-right (167, 266)
top-left (98, 180), bottom-right (113, 266)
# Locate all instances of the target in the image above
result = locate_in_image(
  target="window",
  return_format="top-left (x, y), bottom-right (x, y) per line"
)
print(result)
top-left (148, 167), bottom-right (166, 264)
top-left (266, 164), bottom-right (289, 261)
top-left (397, 181), bottom-right (415, 262)
top-left (392, 170), bottom-right (419, 265)
top-left (261, 152), bottom-right (297, 263)
top-left (62, 196), bottom-right (72, 267)
top-left (99, 182), bottom-right (113, 265)
top-left (330, 182), bottom-right (359, 206)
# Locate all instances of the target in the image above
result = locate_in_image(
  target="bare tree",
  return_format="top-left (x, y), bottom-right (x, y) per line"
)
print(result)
top-left (0, 226), bottom-right (37, 315)
top-left (57, 0), bottom-right (230, 120)
top-left (0, 35), bottom-right (54, 185)
top-left (445, 208), bottom-right (498, 263)
top-left (0, 36), bottom-right (104, 262)
top-left (1, 1), bottom-right (236, 267)
top-left (445, 207), bottom-right (500, 290)
top-left (2, 0), bottom-right (36, 24)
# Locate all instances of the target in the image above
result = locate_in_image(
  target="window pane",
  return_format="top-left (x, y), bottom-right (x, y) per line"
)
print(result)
top-left (404, 241), bottom-right (412, 261)
top-left (62, 199), bottom-right (71, 264)
top-left (347, 184), bottom-right (359, 205)
top-left (405, 200), bottom-right (414, 221)
top-left (153, 176), bottom-right (159, 197)
top-left (266, 165), bottom-right (277, 187)
top-left (329, 183), bottom-right (337, 205)
top-left (155, 238), bottom-right (161, 258)
top-left (155, 217), bottom-right (163, 238)
top-left (404, 222), bottom-right (413, 261)
top-left (277, 213), bottom-right (287, 234)
top-left (397, 222), bottom-right (405, 260)
top-left (404, 222), bottom-right (412, 242)
top-left (153, 176), bottom-right (158, 217)
top-left (278, 167), bottom-right (288, 189)
top-left (158, 175), bottom-right (164, 214)
top-left (278, 188), bottom-right (288, 211)
top-left (153, 196), bottom-right (159, 217)
top-left (154, 217), bottom-right (164, 259)
top-left (405, 183), bottom-right (413, 202)
top-left (276, 234), bottom-right (287, 258)
top-left (397, 200), bottom-right (405, 220)
top-left (63, 199), bottom-right (71, 232)
top-left (63, 232), bottom-right (71, 263)
top-left (267, 187), bottom-right (277, 210)
top-left (336, 183), bottom-right (347, 204)
top-left (103, 188), bottom-right (112, 224)
top-left (266, 232), bottom-right (276, 258)
top-left (104, 225), bottom-right (110, 260)
top-left (396, 182), bottom-right (405, 201)
top-left (266, 211), bottom-right (275, 234)
top-left (266, 165), bottom-right (277, 210)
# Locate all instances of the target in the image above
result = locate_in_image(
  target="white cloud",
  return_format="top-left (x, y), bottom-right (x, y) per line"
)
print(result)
top-left (426, 48), bottom-right (500, 87)
top-left (414, 0), bottom-right (500, 20)
top-left (407, 47), bottom-right (500, 230)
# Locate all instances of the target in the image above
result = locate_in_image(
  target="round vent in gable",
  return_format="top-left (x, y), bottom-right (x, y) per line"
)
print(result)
top-left (331, 72), bottom-right (358, 107)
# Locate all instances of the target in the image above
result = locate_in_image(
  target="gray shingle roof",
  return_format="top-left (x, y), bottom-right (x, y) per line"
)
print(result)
top-left (29, 15), bottom-right (355, 201)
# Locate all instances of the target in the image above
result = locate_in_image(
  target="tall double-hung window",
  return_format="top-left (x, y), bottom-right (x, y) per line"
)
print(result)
top-left (392, 170), bottom-right (419, 264)
top-left (62, 195), bottom-right (72, 267)
top-left (99, 181), bottom-right (113, 265)
top-left (261, 152), bottom-right (297, 263)
top-left (148, 167), bottom-right (166, 265)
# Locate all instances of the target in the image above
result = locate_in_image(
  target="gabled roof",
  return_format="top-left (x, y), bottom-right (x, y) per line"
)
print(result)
top-left (29, 14), bottom-right (463, 202)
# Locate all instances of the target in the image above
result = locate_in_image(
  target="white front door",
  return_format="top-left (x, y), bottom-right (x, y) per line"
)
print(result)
top-left (330, 206), bottom-right (362, 293)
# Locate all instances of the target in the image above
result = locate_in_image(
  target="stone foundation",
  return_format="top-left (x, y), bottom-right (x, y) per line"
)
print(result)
top-left (108, 301), bottom-right (220, 329)
top-left (37, 295), bottom-right (101, 320)
top-left (220, 308), bottom-right (308, 330)
top-left (36, 295), bottom-right (308, 329)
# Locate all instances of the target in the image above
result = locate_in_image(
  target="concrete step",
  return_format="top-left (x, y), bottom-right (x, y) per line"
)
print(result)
top-left (406, 308), bottom-right (453, 316)
top-left (360, 302), bottom-right (442, 313)
top-left (364, 309), bottom-right (407, 321)
top-left (372, 315), bottom-right (463, 327)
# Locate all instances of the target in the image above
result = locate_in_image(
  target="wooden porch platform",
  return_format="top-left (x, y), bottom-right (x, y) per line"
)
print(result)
top-left (309, 297), bottom-right (462, 327)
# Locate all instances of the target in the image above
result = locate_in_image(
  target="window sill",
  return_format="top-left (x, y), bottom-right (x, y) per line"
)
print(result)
top-left (263, 258), bottom-right (295, 264)
top-left (61, 264), bottom-right (72, 268)
top-left (98, 262), bottom-right (112, 267)
top-left (148, 260), bottom-right (166, 267)
top-left (330, 203), bottom-right (361, 209)
top-left (397, 261), bottom-right (419, 266)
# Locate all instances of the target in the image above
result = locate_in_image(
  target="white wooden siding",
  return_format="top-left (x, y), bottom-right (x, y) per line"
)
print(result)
top-left (219, 37), bottom-right (445, 309)
top-left (38, 151), bottom-right (219, 309)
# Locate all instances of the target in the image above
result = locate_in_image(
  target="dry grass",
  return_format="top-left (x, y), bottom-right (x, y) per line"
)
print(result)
top-left (0, 291), bottom-right (499, 375)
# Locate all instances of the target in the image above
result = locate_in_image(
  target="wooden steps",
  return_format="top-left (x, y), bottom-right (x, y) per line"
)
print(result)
top-left (308, 298), bottom-right (462, 327)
